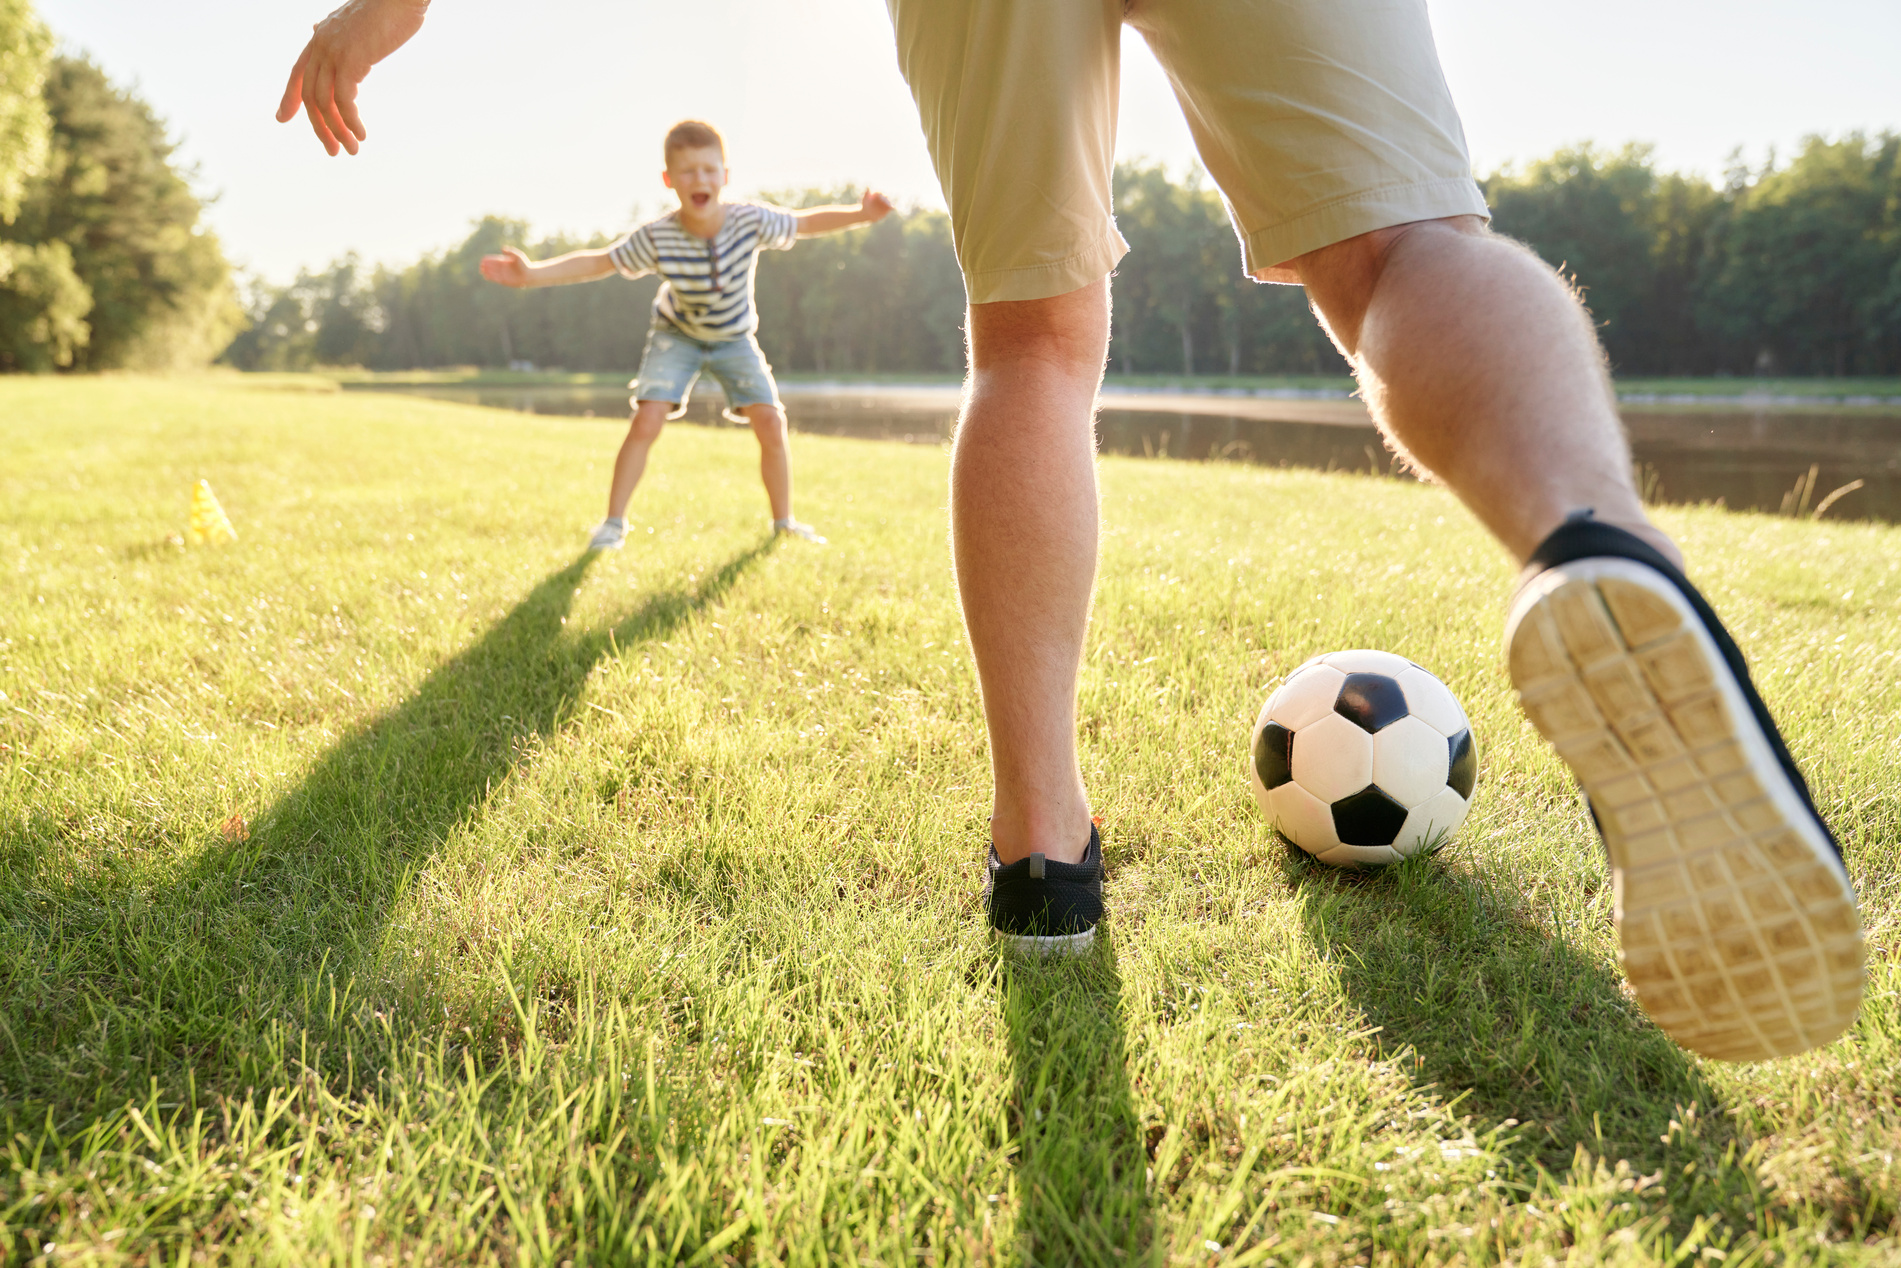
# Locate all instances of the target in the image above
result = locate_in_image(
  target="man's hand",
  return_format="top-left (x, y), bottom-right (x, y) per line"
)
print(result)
top-left (479, 247), bottom-right (533, 288)
top-left (276, 0), bottom-right (430, 156)
top-left (861, 190), bottom-right (896, 222)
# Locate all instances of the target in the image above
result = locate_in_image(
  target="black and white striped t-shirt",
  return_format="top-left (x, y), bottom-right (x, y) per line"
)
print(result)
top-left (607, 202), bottom-right (799, 342)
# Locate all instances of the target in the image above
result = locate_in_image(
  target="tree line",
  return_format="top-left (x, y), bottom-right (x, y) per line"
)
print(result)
top-left (1, 0), bottom-right (1896, 380)
top-left (0, 0), bottom-right (240, 372)
top-left (223, 137), bottom-right (1901, 380)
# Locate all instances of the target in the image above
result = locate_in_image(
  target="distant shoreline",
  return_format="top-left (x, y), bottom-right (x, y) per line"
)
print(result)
top-left (317, 368), bottom-right (1901, 413)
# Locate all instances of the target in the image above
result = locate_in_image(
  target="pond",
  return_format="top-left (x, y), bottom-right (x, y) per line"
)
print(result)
top-left (348, 382), bottom-right (1901, 523)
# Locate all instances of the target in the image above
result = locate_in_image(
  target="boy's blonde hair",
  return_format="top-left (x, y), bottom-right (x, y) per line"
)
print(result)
top-left (664, 120), bottom-right (725, 164)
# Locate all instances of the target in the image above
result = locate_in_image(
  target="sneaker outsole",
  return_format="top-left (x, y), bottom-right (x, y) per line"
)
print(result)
top-left (995, 927), bottom-right (1097, 957)
top-left (1505, 557), bottom-right (1863, 1061)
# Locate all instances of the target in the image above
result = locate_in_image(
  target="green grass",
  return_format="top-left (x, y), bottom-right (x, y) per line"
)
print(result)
top-left (2, 376), bottom-right (1898, 1265)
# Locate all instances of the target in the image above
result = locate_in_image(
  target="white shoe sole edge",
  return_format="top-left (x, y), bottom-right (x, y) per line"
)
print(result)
top-left (1505, 557), bottom-right (1863, 1061)
top-left (995, 926), bottom-right (1096, 957)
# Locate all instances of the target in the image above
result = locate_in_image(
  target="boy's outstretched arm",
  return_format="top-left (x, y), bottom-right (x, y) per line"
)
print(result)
top-left (795, 190), bottom-right (897, 238)
top-left (277, 0), bottom-right (431, 156)
top-left (480, 246), bottom-right (617, 288)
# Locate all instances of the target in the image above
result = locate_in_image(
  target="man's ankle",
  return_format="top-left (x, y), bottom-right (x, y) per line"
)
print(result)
top-left (991, 805), bottom-right (1094, 865)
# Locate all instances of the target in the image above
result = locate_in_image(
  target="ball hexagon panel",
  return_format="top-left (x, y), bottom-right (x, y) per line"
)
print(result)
top-left (1252, 721), bottom-right (1294, 790)
top-left (1290, 711), bottom-right (1374, 803)
top-left (1320, 649), bottom-right (1415, 677)
top-left (1395, 665), bottom-right (1469, 736)
top-left (1398, 786), bottom-right (1470, 850)
top-left (1334, 672), bottom-right (1410, 733)
top-left (1372, 715), bottom-right (1454, 807)
top-left (1331, 785), bottom-right (1411, 845)
top-left (1264, 663), bottom-right (1347, 730)
top-left (1269, 780), bottom-right (1341, 853)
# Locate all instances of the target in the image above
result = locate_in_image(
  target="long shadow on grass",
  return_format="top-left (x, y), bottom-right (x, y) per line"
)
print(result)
top-left (1289, 846), bottom-right (1751, 1186)
top-left (999, 931), bottom-right (1153, 1262)
top-left (3, 539), bottom-right (774, 1117)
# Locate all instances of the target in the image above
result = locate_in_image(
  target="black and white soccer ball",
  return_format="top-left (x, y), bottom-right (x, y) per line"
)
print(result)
top-left (1249, 650), bottom-right (1478, 867)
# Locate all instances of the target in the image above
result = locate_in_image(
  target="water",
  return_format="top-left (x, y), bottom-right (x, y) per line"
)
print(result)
top-left (348, 382), bottom-right (1901, 523)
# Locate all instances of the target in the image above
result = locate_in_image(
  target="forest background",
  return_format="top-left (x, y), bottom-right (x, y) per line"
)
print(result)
top-left (3, 0), bottom-right (1900, 380)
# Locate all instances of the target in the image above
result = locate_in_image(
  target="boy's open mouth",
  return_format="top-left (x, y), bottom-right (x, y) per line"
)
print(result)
top-left (691, 192), bottom-right (711, 208)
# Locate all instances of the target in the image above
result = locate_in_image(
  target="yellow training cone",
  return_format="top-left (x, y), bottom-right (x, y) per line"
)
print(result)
top-left (190, 479), bottom-right (237, 545)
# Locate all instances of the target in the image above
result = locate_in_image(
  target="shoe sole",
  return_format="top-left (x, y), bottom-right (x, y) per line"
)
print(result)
top-left (995, 927), bottom-right (1096, 957)
top-left (1505, 558), bottom-right (1863, 1061)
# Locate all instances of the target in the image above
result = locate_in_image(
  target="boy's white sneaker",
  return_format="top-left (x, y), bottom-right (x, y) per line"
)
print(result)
top-left (587, 519), bottom-right (626, 551)
top-left (773, 518), bottom-right (827, 544)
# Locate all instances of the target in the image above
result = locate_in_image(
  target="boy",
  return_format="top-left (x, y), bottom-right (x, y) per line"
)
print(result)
top-left (479, 120), bottom-right (894, 549)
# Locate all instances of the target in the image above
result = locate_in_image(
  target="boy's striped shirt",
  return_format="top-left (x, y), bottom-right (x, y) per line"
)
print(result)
top-left (608, 202), bottom-right (799, 342)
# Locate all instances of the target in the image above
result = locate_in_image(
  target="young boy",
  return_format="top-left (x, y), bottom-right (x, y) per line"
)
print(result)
top-left (479, 120), bottom-right (894, 549)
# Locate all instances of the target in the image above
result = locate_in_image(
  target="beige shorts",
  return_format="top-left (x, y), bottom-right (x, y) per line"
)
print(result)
top-left (885, 0), bottom-right (1489, 302)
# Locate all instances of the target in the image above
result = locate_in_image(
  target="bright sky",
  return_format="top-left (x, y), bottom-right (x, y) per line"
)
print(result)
top-left (34, 0), bottom-right (1901, 284)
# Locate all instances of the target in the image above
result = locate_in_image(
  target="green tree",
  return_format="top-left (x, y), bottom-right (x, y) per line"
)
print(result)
top-left (1110, 161), bottom-right (1344, 376)
top-left (0, 0), bottom-right (53, 225)
top-left (753, 187), bottom-right (965, 375)
top-left (0, 0), bottom-right (88, 372)
top-left (1480, 142), bottom-right (1735, 374)
top-left (1484, 144), bottom-right (1658, 363)
top-left (6, 56), bottom-right (240, 369)
top-left (0, 238), bottom-right (88, 369)
top-left (1697, 133), bottom-right (1901, 376)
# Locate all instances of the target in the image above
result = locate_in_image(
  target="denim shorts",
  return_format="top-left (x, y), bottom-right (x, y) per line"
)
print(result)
top-left (630, 323), bottom-right (781, 411)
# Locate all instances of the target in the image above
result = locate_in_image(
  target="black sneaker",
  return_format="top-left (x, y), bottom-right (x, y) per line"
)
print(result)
top-left (1506, 513), bottom-right (1863, 1061)
top-left (986, 824), bottom-right (1103, 955)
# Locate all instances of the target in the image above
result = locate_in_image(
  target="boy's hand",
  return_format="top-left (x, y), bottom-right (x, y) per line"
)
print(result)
top-left (480, 247), bottom-right (533, 288)
top-left (861, 190), bottom-right (896, 222)
top-left (276, 0), bottom-right (430, 156)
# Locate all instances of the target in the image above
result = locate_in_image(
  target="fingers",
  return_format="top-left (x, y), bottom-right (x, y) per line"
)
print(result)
top-left (303, 97), bottom-right (341, 157)
top-left (335, 76), bottom-right (367, 145)
top-left (276, 43), bottom-right (312, 123)
top-left (312, 61), bottom-right (358, 156)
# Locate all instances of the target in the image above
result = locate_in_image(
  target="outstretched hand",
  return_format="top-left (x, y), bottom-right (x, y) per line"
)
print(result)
top-left (861, 190), bottom-right (897, 222)
top-left (479, 247), bottom-right (533, 288)
top-left (276, 0), bottom-right (430, 156)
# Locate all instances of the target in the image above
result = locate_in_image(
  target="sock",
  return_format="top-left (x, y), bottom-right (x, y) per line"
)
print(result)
top-left (604, 516), bottom-right (625, 529)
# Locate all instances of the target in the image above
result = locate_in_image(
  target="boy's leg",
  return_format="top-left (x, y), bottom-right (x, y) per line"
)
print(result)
top-left (702, 335), bottom-right (797, 525)
top-left (741, 404), bottom-right (793, 523)
top-left (607, 399), bottom-right (674, 520)
top-left (956, 280), bottom-right (1109, 865)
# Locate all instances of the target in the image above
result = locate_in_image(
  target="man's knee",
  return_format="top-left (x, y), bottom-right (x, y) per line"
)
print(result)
top-left (967, 277), bottom-right (1110, 376)
top-left (1290, 215), bottom-right (1488, 356)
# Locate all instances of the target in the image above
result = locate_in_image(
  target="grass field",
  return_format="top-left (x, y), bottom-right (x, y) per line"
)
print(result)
top-left (2, 376), bottom-right (1898, 1266)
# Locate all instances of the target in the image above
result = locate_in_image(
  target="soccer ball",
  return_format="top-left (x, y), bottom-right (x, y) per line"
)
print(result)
top-left (1249, 650), bottom-right (1477, 867)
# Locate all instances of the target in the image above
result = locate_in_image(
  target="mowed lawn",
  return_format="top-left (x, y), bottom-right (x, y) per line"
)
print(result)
top-left (1, 376), bottom-right (1897, 1266)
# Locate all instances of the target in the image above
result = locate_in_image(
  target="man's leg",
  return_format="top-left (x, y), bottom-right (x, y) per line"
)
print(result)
top-left (955, 279), bottom-right (1109, 866)
top-left (743, 404), bottom-right (793, 522)
top-left (1295, 215), bottom-right (1862, 1061)
top-left (1289, 216), bottom-right (1674, 567)
top-left (607, 399), bottom-right (673, 520)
